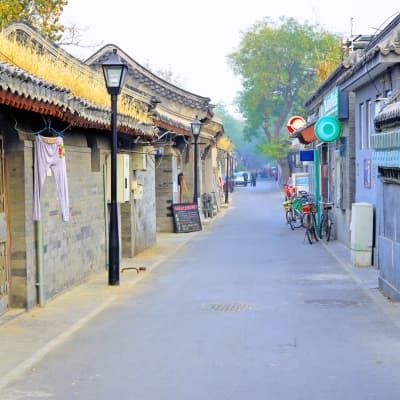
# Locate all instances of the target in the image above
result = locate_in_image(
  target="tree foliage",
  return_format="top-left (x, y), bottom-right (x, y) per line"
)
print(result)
top-left (0, 0), bottom-right (67, 41)
top-left (228, 17), bottom-right (341, 162)
top-left (214, 103), bottom-right (268, 170)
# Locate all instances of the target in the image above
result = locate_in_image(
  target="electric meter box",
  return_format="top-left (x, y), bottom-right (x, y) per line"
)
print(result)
top-left (350, 202), bottom-right (373, 266)
top-left (106, 153), bottom-right (130, 203)
top-left (132, 147), bottom-right (147, 171)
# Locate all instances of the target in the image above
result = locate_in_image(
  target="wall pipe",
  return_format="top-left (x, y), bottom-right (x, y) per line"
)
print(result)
top-left (103, 164), bottom-right (109, 270)
top-left (35, 220), bottom-right (45, 307)
top-left (314, 149), bottom-right (321, 229)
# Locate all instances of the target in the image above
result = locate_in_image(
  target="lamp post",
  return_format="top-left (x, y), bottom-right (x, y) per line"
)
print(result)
top-left (225, 152), bottom-right (230, 204)
top-left (191, 115), bottom-right (203, 204)
top-left (102, 49), bottom-right (128, 286)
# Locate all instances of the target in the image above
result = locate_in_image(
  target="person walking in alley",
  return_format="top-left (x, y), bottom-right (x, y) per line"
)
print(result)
top-left (250, 170), bottom-right (257, 187)
top-left (243, 171), bottom-right (249, 186)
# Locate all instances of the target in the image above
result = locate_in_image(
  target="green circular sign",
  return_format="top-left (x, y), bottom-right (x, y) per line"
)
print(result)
top-left (314, 116), bottom-right (342, 142)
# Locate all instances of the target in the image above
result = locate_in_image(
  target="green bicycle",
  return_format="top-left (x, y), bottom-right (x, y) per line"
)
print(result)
top-left (282, 193), bottom-right (307, 230)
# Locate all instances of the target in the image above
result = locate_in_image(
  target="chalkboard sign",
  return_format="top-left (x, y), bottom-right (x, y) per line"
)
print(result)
top-left (172, 203), bottom-right (202, 233)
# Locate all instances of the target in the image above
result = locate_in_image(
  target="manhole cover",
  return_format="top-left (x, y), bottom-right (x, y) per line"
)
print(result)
top-left (305, 299), bottom-right (359, 308)
top-left (203, 303), bottom-right (256, 312)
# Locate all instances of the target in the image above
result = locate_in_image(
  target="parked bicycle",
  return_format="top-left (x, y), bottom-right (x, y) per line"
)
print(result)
top-left (319, 201), bottom-right (334, 241)
top-left (302, 196), bottom-right (319, 244)
top-left (282, 199), bottom-right (294, 230)
top-left (282, 192), bottom-right (308, 230)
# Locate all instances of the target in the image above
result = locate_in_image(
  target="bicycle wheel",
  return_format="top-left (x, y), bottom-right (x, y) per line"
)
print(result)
top-left (286, 209), bottom-right (294, 230)
top-left (319, 212), bottom-right (332, 241)
top-left (303, 213), bottom-right (313, 244)
top-left (319, 214), bottom-right (325, 239)
top-left (311, 213), bottom-right (319, 242)
top-left (325, 217), bottom-right (332, 241)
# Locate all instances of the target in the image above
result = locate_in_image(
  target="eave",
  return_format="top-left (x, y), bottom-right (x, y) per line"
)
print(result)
top-left (291, 122), bottom-right (317, 144)
top-left (0, 60), bottom-right (153, 137)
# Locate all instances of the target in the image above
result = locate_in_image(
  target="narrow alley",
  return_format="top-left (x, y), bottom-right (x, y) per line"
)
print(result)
top-left (1, 179), bottom-right (400, 400)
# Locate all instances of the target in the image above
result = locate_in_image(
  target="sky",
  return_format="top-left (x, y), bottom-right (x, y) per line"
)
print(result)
top-left (61, 0), bottom-right (400, 115)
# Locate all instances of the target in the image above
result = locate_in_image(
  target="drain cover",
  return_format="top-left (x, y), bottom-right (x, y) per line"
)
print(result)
top-left (203, 303), bottom-right (256, 312)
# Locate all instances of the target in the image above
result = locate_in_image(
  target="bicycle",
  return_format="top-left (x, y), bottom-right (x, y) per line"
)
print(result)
top-left (302, 197), bottom-right (319, 244)
top-left (282, 199), bottom-right (295, 230)
top-left (292, 191), bottom-right (310, 228)
top-left (282, 193), bottom-right (306, 230)
top-left (319, 202), bottom-right (334, 241)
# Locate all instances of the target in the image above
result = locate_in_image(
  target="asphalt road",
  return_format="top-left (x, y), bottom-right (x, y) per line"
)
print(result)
top-left (3, 179), bottom-right (400, 400)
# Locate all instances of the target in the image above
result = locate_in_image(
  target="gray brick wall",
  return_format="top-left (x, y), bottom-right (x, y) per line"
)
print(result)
top-left (7, 134), bottom-right (36, 309)
top-left (39, 138), bottom-right (106, 301)
top-left (6, 128), bottom-right (158, 309)
top-left (121, 147), bottom-right (157, 256)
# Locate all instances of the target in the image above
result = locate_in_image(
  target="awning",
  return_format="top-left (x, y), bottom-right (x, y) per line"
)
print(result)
top-left (291, 122), bottom-right (317, 144)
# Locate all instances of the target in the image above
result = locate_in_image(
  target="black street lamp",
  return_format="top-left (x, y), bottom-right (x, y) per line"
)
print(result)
top-left (102, 49), bottom-right (128, 286)
top-left (191, 115), bottom-right (203, 204)
top-left (225, 152), bottom-right (230, 204)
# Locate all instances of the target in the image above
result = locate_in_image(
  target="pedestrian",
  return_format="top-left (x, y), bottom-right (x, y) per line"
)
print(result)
top-left (250, 170), bottom-right (257, 187)
top-left (243, 171), bottom-right (248, 186)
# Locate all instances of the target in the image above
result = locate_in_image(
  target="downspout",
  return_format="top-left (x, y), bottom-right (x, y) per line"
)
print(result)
top-left (103, 164), bottom-right (109, 269)
top-left (35, 220), bottom-right (45, 307)
top-left (314, 148), bottom-right (321, 229)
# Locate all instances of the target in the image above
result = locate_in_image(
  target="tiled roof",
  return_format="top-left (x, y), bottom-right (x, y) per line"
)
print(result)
top-left (374, 101), bottom-right (400, 130)
top-left (338, 24), bottom-right (400, 86)
top-left (0, 61), bottom-right (153, 136)
top-left (86, 45), bottom-right (212, 113)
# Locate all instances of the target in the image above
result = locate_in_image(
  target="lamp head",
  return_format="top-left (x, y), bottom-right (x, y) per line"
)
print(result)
top-left (191, 115), bottom-right (203, 137)
top-left (102, 49), bottom-right (128, 95)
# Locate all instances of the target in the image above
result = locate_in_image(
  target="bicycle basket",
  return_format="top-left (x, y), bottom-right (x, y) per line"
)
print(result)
top-left (282, 201), bottom-right (290, 211)
top-left (302, 203), bottom-right (312, 213)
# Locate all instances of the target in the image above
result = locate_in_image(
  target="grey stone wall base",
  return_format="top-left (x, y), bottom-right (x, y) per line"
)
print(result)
top-left (379, 276), bottom-right (400, 302)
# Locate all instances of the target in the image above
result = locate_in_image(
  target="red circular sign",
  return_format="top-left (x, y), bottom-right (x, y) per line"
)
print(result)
top-left (287, 116), bottom-right (306, 134)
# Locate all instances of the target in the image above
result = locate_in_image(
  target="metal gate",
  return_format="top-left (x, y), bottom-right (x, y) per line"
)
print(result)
top-left (0, 138), bottom-right (8, 314)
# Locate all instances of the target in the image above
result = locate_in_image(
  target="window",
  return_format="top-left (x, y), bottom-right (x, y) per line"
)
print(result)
top-left (366, 99), bottom-right (372, 149)
top-left (359, 103), bottom-right (365, 149)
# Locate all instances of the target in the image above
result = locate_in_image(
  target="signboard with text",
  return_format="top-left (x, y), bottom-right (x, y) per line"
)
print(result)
top-left (171, 203), bottom-right (202, 233)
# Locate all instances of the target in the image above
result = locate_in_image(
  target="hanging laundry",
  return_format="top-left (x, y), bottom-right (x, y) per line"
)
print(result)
top-left (33, 135), bottom-right (69, 221)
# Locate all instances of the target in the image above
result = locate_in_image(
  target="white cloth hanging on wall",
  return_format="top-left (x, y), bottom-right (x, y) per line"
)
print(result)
top-left (33, 135), bottom-right (69, 221)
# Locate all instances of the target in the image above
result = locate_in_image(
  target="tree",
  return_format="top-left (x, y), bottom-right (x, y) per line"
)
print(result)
top-left (214, 103), bottom-right (268, 171)
top-left (228, 17), bottom-right (341, 172)
top-left (0, 0), bottom-right (67, 41)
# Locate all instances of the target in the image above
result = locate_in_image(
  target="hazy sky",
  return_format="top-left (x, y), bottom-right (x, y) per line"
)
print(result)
top-left (61, 1), bottom-right (399, 113)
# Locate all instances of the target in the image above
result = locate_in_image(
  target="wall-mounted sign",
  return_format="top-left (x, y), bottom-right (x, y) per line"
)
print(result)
top-left (300, 149), bottom-right (314, 161)
top-left (322, 87), bottom-right (339, 116)
top-left (314, 116), bottom-right (342, 142)
top-left (287, 116), bottom-right (306, 134)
